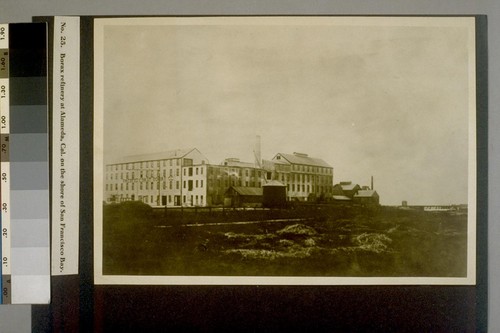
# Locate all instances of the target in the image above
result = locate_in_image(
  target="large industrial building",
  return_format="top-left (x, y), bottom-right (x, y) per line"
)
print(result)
top-left (104, 148), bottom-right (335, 207)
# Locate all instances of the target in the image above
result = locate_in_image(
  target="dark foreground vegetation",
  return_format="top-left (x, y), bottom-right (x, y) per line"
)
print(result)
top-left (102, 201), bottom-right (468, 277)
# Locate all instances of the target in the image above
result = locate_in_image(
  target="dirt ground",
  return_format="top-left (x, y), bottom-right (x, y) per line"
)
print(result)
top-left (102, 202), bottom-right (468, 277)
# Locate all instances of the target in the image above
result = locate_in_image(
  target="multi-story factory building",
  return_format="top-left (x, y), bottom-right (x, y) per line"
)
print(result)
top-left (105, 149), bottom-right (334, 206)
top-left (104, 148), bottom-right (208, 206)
top-left (209, 158), bottom-right (264, 205)
top-left (269, 152), bottom-right (334, 201)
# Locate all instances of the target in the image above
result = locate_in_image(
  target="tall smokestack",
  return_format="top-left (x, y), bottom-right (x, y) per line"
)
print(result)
top-left (371, 176), bottom-right (374, 190)
top-left (254, 135), bottom-right (261, 168)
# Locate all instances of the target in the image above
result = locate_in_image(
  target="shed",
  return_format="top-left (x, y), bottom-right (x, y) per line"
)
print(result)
top-left (262, 180), bottom-right (287, 208)
top-left (330, 195), bottom-right (352, 205)
top-left (340, 182), bottom-right (361, 198)
top-left (224, 186), bottom-right (263, 207)
top-left (353, 190), bottom-right (380, 206)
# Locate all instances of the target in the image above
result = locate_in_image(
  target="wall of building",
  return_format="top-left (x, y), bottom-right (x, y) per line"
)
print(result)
top-left (105, 150), bottom-right (335, 206)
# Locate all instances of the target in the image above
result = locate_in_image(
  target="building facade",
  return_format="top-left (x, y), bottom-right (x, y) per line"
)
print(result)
top-left (270, 152), bottom-right (334, 201)
top-left (104, 148), bottom-right (208, 207)
top-left (105, 149), bottom-right (335, 206)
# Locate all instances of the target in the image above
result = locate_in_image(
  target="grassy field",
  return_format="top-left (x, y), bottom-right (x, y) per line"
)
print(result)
top-left (102, 202), bottom-right (468, 277)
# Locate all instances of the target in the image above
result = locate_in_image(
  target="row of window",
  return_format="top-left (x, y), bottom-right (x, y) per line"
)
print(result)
top-left (207, 179), bottom-right (262, 188)
top-left (107, 168), bottom-right (181, 181)
top-left (183, 166), bottom-right (204, 177)
top-left (207, 167), bottom-right (263, 178)
top-left (275, 173), bottom-right (333, 184)
top-left (106, 159), bottom-right (181, 171)
top-left (288, 184), bottom-right (332, 193)
top-left (290, 164), bottom-right (332, 174)
top-left (183, 179), bottom-right (204, 191)
top-left (112, 194), bottom-right (205, 206)
top-left (106, 180), bottom-right (181, 191)
top-left (106, 158), bottom-right (207, 172)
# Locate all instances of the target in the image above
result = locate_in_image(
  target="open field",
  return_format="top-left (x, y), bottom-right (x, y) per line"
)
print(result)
top-left (102, 202), bottom-right (468, 277)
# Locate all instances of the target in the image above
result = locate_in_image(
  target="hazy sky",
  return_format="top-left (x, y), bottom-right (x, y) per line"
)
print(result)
top-left (99, 17), bottom-right (474, 205)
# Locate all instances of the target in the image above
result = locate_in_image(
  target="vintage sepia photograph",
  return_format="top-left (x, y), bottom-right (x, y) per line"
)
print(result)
top-left (93, 16), bottom-right (476, 285)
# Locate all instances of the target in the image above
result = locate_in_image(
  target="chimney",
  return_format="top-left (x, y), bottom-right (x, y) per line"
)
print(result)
top-left (371, 176), bottom-right (374, 190)
top-left (254, 135), bottom-right (261, 168)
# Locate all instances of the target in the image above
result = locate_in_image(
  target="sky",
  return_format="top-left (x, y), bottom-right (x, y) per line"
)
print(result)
top-left (98, 17), bottom-right (474, 205)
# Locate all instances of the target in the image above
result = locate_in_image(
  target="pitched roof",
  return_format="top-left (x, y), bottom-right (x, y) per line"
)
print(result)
top-left (332, 195), bottom-right (352, 201)
top-left (228, 187), bottom-right (263, 196)
top-left (354, 190), bottom-right (378, 198)
top-left (341, 183), bottom-right (361, 191)
top-left (273, 153), bottom-right (332, 168)
top-left (113, 148), bottom-right (201, 164)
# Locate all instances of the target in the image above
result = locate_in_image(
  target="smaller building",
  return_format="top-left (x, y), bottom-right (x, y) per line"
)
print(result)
top-left (353, 190), bottom-right (380, 206)
top-left (262, 180), bottom-right (287, 208)
top-left (224, 186), bottom-right (263, 207)
top-left (333, 181), bottom-right (361, 199)
top-left (331, 195), bottom-right (352, 205)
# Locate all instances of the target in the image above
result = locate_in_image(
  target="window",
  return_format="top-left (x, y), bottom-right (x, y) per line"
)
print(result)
top-left (183, 181), bottom-right (186, 188)
top-left (105, 184), bottom-right (108, 191)
top-left (188, 180), bottom-right (193, 191)
top-left (189, 167), bottom-right (193, 176)
top-left (195, 195), bottom-right (198, 205)
top-left (168, 195), bottom-right (172, 203)
top-left (201, 195), bottom-right (203, 205)
top-left (126, 183), bottom-right (129, 191)
top-left (169, 169), bottom-right (173, 176)
top-left (169, 181), bottom-right (173, 189)
top-left (201, 168), bottom-right (203, 175)
top-left (183, 195), bottom-right (186, 203)
top-left (196, 167), bottom-right (199, 175)
top-left (146, 182), bottom-right (149, 190)
top-left (292, 184), bottom-right (295, 191)
top-left (176, 169), bottom-right (179, 176)
top-left (200, 180), bottom-right (203, 188)
top-left (132, 183), bottom-right (134, 190)
top-left (195, 180), bottom-right (198, 188)
top-left (176, 181), bottom-right (179, 189)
